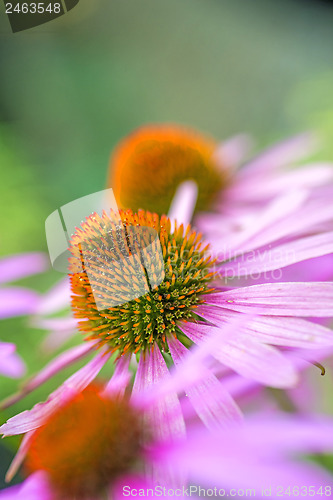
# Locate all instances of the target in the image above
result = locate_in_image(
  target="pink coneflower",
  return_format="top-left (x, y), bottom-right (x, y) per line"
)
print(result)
top-left (1, 197), bottom-right (333, 433)
top-left (109, 125), bottom-right (333, 285)
top-left (0, 252), bottom-right (48, 379)
top-left (1, 371), bottom-right (333, 500)
top-left (1, 332), bottom-right (333, 500)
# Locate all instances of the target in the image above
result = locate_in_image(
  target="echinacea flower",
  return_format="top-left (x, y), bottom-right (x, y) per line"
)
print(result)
top-left (0, 252), bottom-right (48, 379)
top-left (108, 125), bottom-right (333, 285)
top-left (108, 125), bottom-right (225, 217)
top-left (2, 194), bottom-right (333, 431)
top-left (2, 363), bottom-right (333, 500)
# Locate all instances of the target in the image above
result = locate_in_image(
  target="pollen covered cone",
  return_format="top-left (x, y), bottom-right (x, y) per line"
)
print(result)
top-left (68, 208), bottom-right (215, 357)
top-left (26, 385), bottom-right (144, 499)
top-left (109, 124), bottom-right (225, 216)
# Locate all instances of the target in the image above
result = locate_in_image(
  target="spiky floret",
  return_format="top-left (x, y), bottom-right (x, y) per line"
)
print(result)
top-left (109, 124), bottom-right (226, 216)
top-left (26, 385), bottom-right (143, 499)
top-left (69, 209), bottom-right (215, 356)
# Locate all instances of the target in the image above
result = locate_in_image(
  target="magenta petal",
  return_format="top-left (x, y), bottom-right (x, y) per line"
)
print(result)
top-left (0, 472), bottom-right (52, 500)
top-left (0, 288), bottom-right (40, 319)
top-left (206, 282), bottom-right (333, 317)
top-left (0, 484), bottom-right (21, 499)
top-left (168, 336), bottom-right (242, 428)
top-left (0, 252), bottom-right (49, 285)
top-left (0, 349), bottom-right (111, 437)
top-left (155, 415), bottom-right (333, 493)
top-left (0, 342), bottom-right (26, 379)
top-left (18, 472), bottom-right (52, 500)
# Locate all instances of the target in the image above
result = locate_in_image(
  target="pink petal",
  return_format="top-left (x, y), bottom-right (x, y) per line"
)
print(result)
top-left (228, 163), bottom-right (333, 201)
top-left (0, 253), bottom-right (49, 285)
top-left (214, 134), bottom-right (253, 173)
top-left (35, 277), bottom-right (71, 316)
top-left (0, 288), bottom-right (39, 319)
top-left (1, 342), bottom-right (96, 409)
top-left (238, 132), bottom-right (319, 176)
top-left (221, 189), bottom-right (308, 253)
top-left (133, 347), bottom-right (185, 443)
top-left (0, 472), bottom-right (51, 499)
top-left (132, 348), bottom-right (186, 488)
top-left (168, 336), bottom-right (242, 428)
top-left (206, 282), bottom-right (333, 317)
top-left (32, 316), bottom-right (78, 353)
top-left (168, 181), bottom-right (198, 229)
top-left (155, 415), bottom-right (333, 493)
top-left (103, 354), bottom-right (131, 398)
top-left (219, 231), bottom-right (333, 277)
top-left (179, 321), bottom-right (297, 388)
top-left (33, 316), bottom-right (78, 332)
top-left (198, 304), bottom-right (333, 349)
top-left (18, 472), bottom-right (52, 499)
top-left (0, 342), bottom-right (26, 379)
top-left (0, 349), bottom-right (110, 437)
top-left (5, 431), bottom-right (35, 483)
top-left (233, 199), bottom-right (333, 255)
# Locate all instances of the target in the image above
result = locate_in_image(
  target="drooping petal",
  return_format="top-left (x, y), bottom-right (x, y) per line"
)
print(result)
top-left (103, 354), bottom-right (131, 398)
top-left (0, 342), bottom-right (26, 379)
top-left (205, 282), bottom-right (333, 317)
top-left (0, 349), bottom-right (111, 437)
top-left (132, 346), bottom-right (186, 488)
top-left (132, 347), bottom-right (185, 443)
top-left (179, 321), bottom-right (297, 388)
top-left (0, 288), bottom-right (39, 319)
top-left (168, 336), bottom-right (242, 428)
top-left (1, 342), bottom-right (96, 409)
top-left (138, 313), bottom-right (250, 409)
top-left (0, 253), bottom-right (49, 285)
top-left (5, 431), bottom-right (35, 483)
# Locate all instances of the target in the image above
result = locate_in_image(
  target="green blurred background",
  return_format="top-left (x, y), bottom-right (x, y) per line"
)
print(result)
top-left (1, 0), bottom-right (333, 487)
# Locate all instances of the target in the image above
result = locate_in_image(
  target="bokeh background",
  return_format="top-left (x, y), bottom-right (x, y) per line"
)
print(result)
top-left (1, 0), bottom-right (333, 488)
